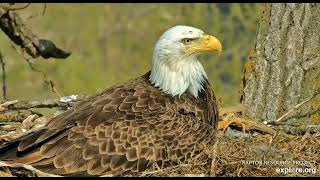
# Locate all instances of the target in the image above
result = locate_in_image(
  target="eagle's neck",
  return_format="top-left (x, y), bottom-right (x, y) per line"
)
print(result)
top-left (149, 55), bottom-right (207, 98)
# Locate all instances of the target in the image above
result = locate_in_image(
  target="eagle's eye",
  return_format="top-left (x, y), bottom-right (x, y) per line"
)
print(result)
top-left (181, 38), bottom-right (197, 44)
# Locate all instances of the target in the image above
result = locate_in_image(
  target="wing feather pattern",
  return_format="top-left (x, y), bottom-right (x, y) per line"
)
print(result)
top-left (0, 72), bottom-right (218, 176)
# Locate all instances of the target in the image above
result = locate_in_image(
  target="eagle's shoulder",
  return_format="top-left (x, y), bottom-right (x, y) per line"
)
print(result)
top-left (48, 71), bottom-right (173, 129)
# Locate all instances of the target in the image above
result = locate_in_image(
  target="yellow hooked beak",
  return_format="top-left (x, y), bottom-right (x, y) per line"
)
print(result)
top-left (186, 35), bottom-right (222, 55)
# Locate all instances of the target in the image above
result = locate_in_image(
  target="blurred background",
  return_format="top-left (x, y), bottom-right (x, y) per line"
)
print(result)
top-left (0, 3), bottom-right (263, 107)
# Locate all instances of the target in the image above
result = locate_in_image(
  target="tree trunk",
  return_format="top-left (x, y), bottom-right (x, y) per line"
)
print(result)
top-left (241, 3), bottom-right (320, 134)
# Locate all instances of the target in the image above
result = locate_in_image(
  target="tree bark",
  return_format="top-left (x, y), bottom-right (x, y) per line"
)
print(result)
top-left (241, 3), bottom-right (320, 134)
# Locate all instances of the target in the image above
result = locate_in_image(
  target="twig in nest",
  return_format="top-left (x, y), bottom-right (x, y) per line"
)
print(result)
top-left (0, 100), bottom-right (18, 112)
top-left (218, 112), bottom-right (284, 137)
top-left (0, 95), bottom-right (88, 111)
top-left (0, 52), bottom-right (6, 101)
top-left (0, 109), bottom-right (39, 125)
top-left (262, 129), bottom-right (281, 161)
top-left (210, 138), bottom-right (220, 177)
top-left (139, 164), bottom-right (193, 176)
top-left (275, 91), bottom-right (320, 123)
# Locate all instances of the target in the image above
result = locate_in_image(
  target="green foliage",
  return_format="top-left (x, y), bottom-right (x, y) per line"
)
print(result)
top-left (0, 3), bottom-right (263, 106)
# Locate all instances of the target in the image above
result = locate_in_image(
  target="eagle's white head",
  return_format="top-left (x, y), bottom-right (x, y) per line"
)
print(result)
top-left (150, 25), bottom-right (222, 98)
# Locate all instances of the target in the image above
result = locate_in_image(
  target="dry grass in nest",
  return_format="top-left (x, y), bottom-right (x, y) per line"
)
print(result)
top-left (139, 131), bottom-right (320, 177)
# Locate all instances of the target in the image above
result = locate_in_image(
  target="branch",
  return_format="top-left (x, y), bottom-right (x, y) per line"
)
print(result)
top-left (275, 91), bottom-right (320, 123)
top-left (26, 61), bottom-right (62, 98)
top-left (0, 95), bottom-right (89, 112)
top-left (0, 5), bottom-right (71, 60)
top-left (6, 3), bottom-right (31, 11)
top-left (0, 52), bottom-right (6, 101)
top-left (0, 109), bottom-right (37, 123)
top-left (27, 4), bottom-right (48, 20)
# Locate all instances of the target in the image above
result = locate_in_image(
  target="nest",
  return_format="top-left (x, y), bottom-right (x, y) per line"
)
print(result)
top-left (0, 101), bottom-right (319, 177)
top-left (140, 130), bottom-right (320, 177)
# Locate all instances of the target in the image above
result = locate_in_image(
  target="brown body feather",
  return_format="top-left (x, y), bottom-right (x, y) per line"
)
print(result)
top-left (0, 71), bottom-right (218, 176)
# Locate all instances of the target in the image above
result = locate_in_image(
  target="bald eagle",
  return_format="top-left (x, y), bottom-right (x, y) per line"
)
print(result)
top-left (0, 25), bottom-right (222, 176)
